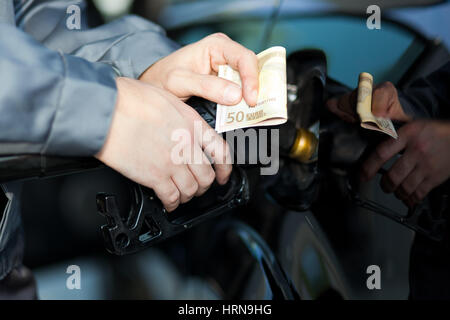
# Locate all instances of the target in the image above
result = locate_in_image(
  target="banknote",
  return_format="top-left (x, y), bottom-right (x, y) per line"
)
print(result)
top-left (215, 46), bottom-right (287, 133)
top-left (357, 72), bottom-right (398, 139)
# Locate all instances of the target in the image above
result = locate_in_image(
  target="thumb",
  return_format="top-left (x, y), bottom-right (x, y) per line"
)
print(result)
top-left (167, 69), bottom-right (243, 105)
top-left (371, 83), bottom-right (394, 118)
top-left (372, 82), bottom-right (410, 122)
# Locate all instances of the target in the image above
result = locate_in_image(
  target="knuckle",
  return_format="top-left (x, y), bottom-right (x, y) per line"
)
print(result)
top-left (217, 146), bottom-right (231, 165)
top-left (382, 81), bottom-right (395, 91)
top-left (197, 170), bottom-right (215, 192)
top-left (387, 171), bottom-right (399, 187)
top-left (246, 49), bottom-right (257, 60)
top-left (210, 138), bottom-right (229, 163)
top-left (203, 169), bottom-right (216, 187)
top-left (166, 189), bottom-right (180, 205)
top-left (372, 85), bottom-right (386, 97)
top-left (210, 32), bottom-right (229, 41)
top-left (238, 50), bottom-right (257, 67)
top-left (414, 190), bottom-right (425, 201)
top-left (378, 81), bottom-right (396, 96)
top-left (165, 69), bottom-right (180, 90)
top-left (401, 183), bottom-right (413, 195)
top-left (377, 82), bottom-right (397, 102)
top-left (185, 181), bottom-right (199, 198)
top-left (416, 183), bottom-right (432, 200)
top-left (375, 144), bottom-right (390, 162)
top-left (372, 85), bottom-right (381, 94)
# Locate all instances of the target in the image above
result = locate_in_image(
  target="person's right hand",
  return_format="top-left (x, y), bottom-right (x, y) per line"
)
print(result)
top-left (95, 77), bottom-right (232, 212)
top-left (140, 33), bottom-right (259, 107)
top-left (326, 81), bottom-right (412, 123)
top-left (360, 120), bottom-right (450, 207)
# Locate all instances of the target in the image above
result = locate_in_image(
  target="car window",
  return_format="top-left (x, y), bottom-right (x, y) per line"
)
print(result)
top-left (170, 15), bottom-right (426, 87)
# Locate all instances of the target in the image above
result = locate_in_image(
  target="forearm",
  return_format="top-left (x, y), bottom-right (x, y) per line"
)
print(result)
top-left (0, 24), bottom-right (117, 157)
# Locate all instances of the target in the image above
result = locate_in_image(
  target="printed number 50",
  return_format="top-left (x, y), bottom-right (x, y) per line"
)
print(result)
top-left (226, 111), bottom-right (244, 123)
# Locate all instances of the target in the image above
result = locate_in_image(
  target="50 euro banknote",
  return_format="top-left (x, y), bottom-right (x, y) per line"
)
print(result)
top-left (357, 72), bottom-right (398, 139)
top-left (215, 46), bottom-right (287, 133)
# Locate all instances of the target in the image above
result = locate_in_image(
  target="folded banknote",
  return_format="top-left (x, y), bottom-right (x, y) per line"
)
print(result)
top-left (357, 72), bottom-right (398, 139)
top-left (215, 46), bottom-right (287, 133)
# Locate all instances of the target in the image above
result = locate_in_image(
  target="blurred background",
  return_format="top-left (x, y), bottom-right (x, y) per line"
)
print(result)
top-left (19, 0), bottom-right (450, 299)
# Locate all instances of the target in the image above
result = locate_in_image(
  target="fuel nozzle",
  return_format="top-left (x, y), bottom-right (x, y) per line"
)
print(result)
top-left (279, 121), bottom-right (319, 164)
top-left (289, 128), bottom-right (319, 163)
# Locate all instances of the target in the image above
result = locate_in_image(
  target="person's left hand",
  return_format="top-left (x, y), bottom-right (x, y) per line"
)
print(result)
top-left (360, 120), bottom-right (450, 207)
top-left (326, 81), bottom-right (411, 123)
top-left (139, 33), bottom-right (259, 107)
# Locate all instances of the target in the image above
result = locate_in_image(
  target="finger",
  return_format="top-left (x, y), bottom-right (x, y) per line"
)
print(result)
top-left (202, 128), bottom-right (232, 185)
top-left (172, 132), bottom-right (215, 195)
top-left (326, 97), bottom-right (357, 123)
top-left (361, 137), bottom-right (407, 182)
top-left (372, 82), bottom-right (397, 118)
top-left (361, 124), bottom-right (417, 181)
top-left (188, 149), bottom-right (216, 196)
top-left (398, 166), bottom-right (425, 198)
top-left (167, 70), bottom-right (242, 105)
top-left (411, 178), bottom-right (437, 203)
top-left (207, 33), bottom-right (259, 106)
top-left (163, 92), bottom-right (232, 185)
top-left (361, 141), bottom-right (403, 182)
top-left (403, 197), bottom-right (416, 209)
top-left (152, 179), bottom-right (180, 212)
top-left (380, 147), bottom-right (418, 193)
top-left (372, 82), bottom-right (411, 122)
top-left (171, 165), bottom-right (199, 203)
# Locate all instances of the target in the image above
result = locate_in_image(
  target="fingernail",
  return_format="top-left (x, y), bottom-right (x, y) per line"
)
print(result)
top-left (224, 85), bottom-right (241, 105)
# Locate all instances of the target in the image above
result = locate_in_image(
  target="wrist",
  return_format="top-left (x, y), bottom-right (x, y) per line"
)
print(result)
top-left (138, 59), bottom-right (164, 88)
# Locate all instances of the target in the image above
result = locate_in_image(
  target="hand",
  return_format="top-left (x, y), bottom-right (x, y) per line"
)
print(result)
top-left (95, 77), bottom-right (232, 212)
top-left (140, 33), bottom-right (259, 107)
top-left (326, 81), bottom-right (411, 123)
top-left (360, 120), bottom-right (450, 207)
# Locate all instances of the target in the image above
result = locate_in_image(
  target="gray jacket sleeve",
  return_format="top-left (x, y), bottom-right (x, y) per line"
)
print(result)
top-left (0, 23), bottom-right (118, 157)
top-left (1, 1), bottom-right (179, 157)
top-left (18, 1), bottom-right (180, 79)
